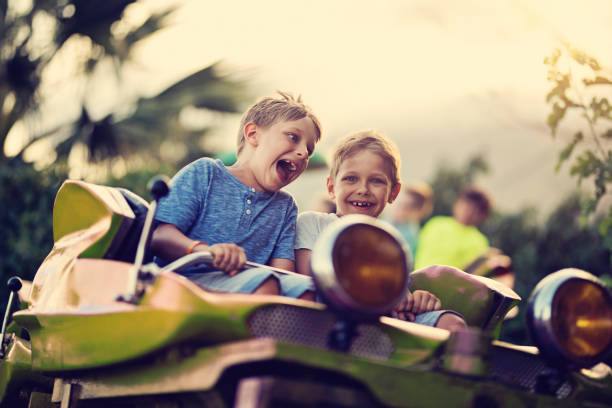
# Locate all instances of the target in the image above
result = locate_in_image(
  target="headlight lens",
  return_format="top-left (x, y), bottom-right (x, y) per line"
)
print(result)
top-left (311, 215), bottom-right (411, 319)
top-left (552, 279), bottom-right (612, 359)
top-left (333, 223), bottom-right (407, 307)
top-left (527, 268), bottom-right (612, 368)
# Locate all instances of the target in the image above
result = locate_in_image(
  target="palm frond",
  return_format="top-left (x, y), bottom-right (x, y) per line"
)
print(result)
top-left (56, 0), bottom-right (136, 55)
top-left (2, 1), bottom-right (249, 169)
top-left (155, 63), bottom-right (247, 113)
top-left (122, 8), bottom-right (175, 49)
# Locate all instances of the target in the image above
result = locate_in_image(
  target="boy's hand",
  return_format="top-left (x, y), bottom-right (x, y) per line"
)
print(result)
top-left (208, 243), bottom-right (246, 276)
top-left (390, 290), bottom-right (441, 321)
top-left (410, 290), bottom-right (442, 314)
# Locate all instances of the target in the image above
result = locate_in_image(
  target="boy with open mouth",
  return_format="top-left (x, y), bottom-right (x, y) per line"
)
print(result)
top-left (151, 91), bottom-right (320, 300)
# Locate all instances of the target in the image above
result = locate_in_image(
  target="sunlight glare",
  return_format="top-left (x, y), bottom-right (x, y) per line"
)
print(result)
top-left (3, 120), bottom-right (27, 158)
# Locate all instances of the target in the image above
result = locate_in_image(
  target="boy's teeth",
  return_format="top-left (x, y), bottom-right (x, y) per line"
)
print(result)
top-left (281, 160), bottom-right (296, 171)
top-left (351, 201), bottom-right (371, 207)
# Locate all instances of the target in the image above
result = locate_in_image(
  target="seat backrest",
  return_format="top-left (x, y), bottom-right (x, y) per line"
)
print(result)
top-left (52, 180), bottom-right (150, 263)
top-left (410, 265), bottom-right (521, 334)
top-left (112, 189), bottom-right (151, 263)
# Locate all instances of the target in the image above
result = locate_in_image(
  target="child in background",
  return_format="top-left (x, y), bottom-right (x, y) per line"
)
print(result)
top-left (311, 191), bottom-right (337, 213)
top-left (414, 186), bottom-right (491, 271)
top-left (151, 91), bottom-right (321, 300)
top-left (294, 130), bottom-right (466, 330)
top-left (388, 181), bottom-right (433, 257)
top-left (415, 186), bottom-right (515, 289)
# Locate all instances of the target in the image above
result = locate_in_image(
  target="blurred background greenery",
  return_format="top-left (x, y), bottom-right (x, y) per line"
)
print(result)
top-left (0, 0), bottom-right (610, 346)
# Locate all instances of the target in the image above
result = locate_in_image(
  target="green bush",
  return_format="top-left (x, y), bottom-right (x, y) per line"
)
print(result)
top-left (0, 160), bottom-right (66, 303)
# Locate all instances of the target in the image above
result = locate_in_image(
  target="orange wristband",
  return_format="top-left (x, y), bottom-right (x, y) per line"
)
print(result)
top-left (186, 240), bottom-right (205, 255)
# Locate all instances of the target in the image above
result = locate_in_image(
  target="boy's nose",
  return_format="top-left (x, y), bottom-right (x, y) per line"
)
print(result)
top-left (356, 182), bottom-right (369, 194)
top-left (296, 143), bottom-right (308, 157)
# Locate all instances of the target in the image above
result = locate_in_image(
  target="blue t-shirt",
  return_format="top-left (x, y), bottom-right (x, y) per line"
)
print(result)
top-left (393, 221), bottom-right (420, 259)
top-left (155, 158), bottom-right (298, 272)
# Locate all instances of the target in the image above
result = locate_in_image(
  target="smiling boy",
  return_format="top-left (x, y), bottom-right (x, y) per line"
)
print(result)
top-left (294, 130), bottom-right (467, 330)
top-left (151, 91), bottom-right (321, 299)
top-left (294, 130), bottom-right (402, 277)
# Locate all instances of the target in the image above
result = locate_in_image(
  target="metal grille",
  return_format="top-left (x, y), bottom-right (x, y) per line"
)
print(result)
top-left (490, 345), bottom-right (573, 398)
top-left (248, 305), bottom-right (575, 399)
top-left (247, 305), bottom-right (395, 360)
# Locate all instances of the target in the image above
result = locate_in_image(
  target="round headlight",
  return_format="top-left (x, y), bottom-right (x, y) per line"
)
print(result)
top-left (311, 215), bottom-right (412, 319)
top-left (526, 268), bottom-right (612, 368)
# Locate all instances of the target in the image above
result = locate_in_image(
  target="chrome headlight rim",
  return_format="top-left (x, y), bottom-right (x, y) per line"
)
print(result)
top-left (310, 214), bottom-right (412, 320)
top-left (526, 268), bottom-right (612, 369)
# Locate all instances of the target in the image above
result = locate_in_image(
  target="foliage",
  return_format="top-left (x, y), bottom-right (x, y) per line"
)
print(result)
top-left (544, 45), bottom-right (612, 262)
top-left (427, 154), bottom-right (489, 217)
top-left (1, 0), bottom-right (249, 174)
top-left (0, 159), bottom-right (66, 303)
top-left (105, 164), bottom-right (177, 200)
top-left (537, 193), bottom-right (611, 276)
top-left (51, 62), bottom-right (248, 172)
top-left (1, 0), bottom-right (170, 162)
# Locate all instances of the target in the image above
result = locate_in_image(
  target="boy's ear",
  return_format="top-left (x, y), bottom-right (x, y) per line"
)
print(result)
top-left (388, 183), bottom-right (401, 204)
top-left (326, 177), bottom-right (336, 200)
top-left (244, 122), bottom-right (259, 147)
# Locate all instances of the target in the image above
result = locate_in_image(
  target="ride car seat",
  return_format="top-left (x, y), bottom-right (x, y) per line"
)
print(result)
top-left (410, 265), bottom-right (520, 334)
top-left (52, 180), bottom-right (151, 263)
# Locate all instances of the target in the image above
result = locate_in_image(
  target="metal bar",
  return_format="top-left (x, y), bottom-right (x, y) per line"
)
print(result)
top-left (124, 200), bottom-right (159, 300)
top-left (162, 251), bottom-right (305, 277)
top-left (0, 292), bottom-right (14, 340)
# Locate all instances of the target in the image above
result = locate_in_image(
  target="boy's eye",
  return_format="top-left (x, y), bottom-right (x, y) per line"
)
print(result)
top-left (372, 178), bottom-right (387, 184)
top-left (343, 176), bottom-right (358, 182)
top-left (288, 133), bottom-right (298, 142)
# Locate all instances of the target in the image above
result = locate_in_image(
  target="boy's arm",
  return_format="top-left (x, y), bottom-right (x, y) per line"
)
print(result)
top-left (151, 223), bottom-right (246, 276)
top-left (268, 258), bottom-right (296, 272)
top-left (294, 211), bottom-right (331, 276)
top-left (151, 223), bottom-right (199, 261)
top-left (294, 248), bottom-right (312, 275)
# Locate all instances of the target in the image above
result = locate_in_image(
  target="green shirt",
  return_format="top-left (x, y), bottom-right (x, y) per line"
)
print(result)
top-left (414, 216), bottom-right (489, 270)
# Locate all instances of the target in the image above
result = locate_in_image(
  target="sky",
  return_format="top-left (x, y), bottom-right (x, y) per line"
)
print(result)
top-left (15, 0), bottom-right (612, 216)
top-left (121, 0), bottom-right (612, 216)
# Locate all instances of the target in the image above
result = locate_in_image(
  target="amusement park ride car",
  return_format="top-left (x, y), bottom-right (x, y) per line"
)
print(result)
top-left (0, 178), bottom-right (611, 407)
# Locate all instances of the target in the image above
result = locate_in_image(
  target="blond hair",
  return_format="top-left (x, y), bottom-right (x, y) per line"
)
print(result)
top-left (329, 130), bottom-right (401, 188)
top-left (236, 91), bottom-right (322, 155)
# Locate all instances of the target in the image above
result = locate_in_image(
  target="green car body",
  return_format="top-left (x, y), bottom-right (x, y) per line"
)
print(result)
top-left (0, 179), bottom-right (610, 408)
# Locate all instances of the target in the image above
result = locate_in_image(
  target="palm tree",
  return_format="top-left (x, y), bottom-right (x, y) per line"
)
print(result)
top-left (50, 62), bottom-right (248, 173)
top-left (0, 0), bottom-right (248, 171)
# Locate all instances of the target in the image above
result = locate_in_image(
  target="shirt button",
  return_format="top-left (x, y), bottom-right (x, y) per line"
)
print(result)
top-left (247, 199), bottom-right (252, 205)
top-left (246, 209), bottom-right (252, 215)
top-left (251, 187), bottom-right (255, 192)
